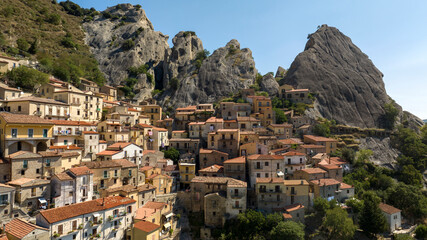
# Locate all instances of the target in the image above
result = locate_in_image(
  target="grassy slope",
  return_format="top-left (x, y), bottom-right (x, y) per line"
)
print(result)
top-left (0, 0), bottom-right (104, 84)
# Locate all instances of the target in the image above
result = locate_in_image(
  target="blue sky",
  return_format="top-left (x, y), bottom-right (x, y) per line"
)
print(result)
top-left (71, 0), bottom-right (427, 119)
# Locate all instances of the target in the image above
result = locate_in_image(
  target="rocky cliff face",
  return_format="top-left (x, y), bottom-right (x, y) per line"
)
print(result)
top-left (159, 39), bottom-right (257, 108)
top-left (280, 25), bottom-right (391, 128)
top-left (259, 73), bottom-right (279, 96)
top-left (83, 4), bottom-right (169, 99)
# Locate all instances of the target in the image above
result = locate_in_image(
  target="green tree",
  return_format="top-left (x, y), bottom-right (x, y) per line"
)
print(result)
top-left (345, 198), bottom-right (363, 214)
top-left (313, 123), bottom-right (330, 137)
top-left (28, 39), bottom-right (38, 54)
top-left (359, 192), bottom-right (388, 236)
top-left (355, 149), bottom-right (373, 163)
top-left (320, 207), bottom-right (356, 240)
top-left (415, 224), bottom-right (427, 239)
top-left (421, 125), bottom-right (427, 145)
top-left (386, 183), bottom-right (427, 222)
top-left (269, 221), bottom-right (304, 240)
top-left (313, 197), bottom-right (330, 216)
top-left (399, 165), bottom-right (423, 188)
top-left (273, 108), bottom-right (287, 124)
top-left (46, 13), bottom-right (61, 25)
top-left (6, 66), bottom-right (49, 91)
top-left (163, 147), bottom-right (180, 163)
top-left (122, 39), bottom-right (135, 50)
top-left (265, 213), bottom-right (283, 230)
top-left (0, 32), bottom-right (6, 47)
top-left (382, 101), bottom-right (399, 130)
top-left (16, 38), bottom-right (30, 51)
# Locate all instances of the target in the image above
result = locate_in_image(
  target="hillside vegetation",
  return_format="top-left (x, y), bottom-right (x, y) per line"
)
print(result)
top-left (0, 0), bottom-right (104, 85)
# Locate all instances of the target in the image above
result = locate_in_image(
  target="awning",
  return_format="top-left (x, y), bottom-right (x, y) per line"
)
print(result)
top-left (163, 222), bottom-right (171, 229)
top-left (38, 198), bottom-right (47, 204)
top-left (93, 213), bottom-right (100, 218)
top-left (165, 212), bottom-right (174, 218)
top-left (276, 171), bottom-right (284, 177)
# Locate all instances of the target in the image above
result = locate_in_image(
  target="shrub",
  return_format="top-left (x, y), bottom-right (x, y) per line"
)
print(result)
top-left (122, 39), bottom-right (135, 50)
top-left (382, 101), bottom-right (399, 130)
top-left (102, 12), bottom-right (112, 19)
top-left (169, 78), bottom-right (179, 89)
top-left (415, 224), bottom-right (427, 239)
top-left (16, 38), bottom-right (30, 51)
top-left (6, 66), bottom-right (49, 91)
top-left (183, 31), bottom-right (196, 37)
top-left (135, 4), bottom-right (142, 10)
top-left (313, 123), bottom-right (331, 137)
top-left (1, 6), bottom-right (14, 18)
top-left (46, 14), bottom-right (61, 25)
top-left (0, 33), bottom-right (6, 47)
top-left (61, 37), bottom-right (77, 48)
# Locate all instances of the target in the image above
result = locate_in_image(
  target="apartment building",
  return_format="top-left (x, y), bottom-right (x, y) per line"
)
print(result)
top-left (202, 117), bottom-right (224, 140)
top-left (141, 105), bottom-right (162, 125)
top-left (0, 183), bottom-right (15, 224)
top-left (5, 218), bottom-right (49, 240)
top-left (303, 135), bottom-right (338, 154)
top-left (188, 122), bottom-right (205, 139)
top-left (223, 156), bottom-right (246, 181)
top-left (284, 180), bottom-right (310, 207)
top-left (268, 123), bottom-right (293, 139)
top-left (247, 154), bottom-right (285, 188)
top-left (207, 129), bottom-right (240, 158)
top-left (248, 96), bottom-right (274, 127)
top-left (0, 112), bottom-right (53, 156)
top-left (51, 166), bottom-right (94, 207)
top-left (220, 102), bottom-right (251, 120)
top-left (3, 96), bottom-right (70, 120)
top-left (98, 119), bottom-right (129, 144)
top-left (0, 84), bottom-right (23, 100)
top-left (255, 178), bottom-right (286, 213)
top-left (293, 168), bottom-right (328, 181)
top-left (168, 138), bottom-right (200, 154)
top-left (8, 178), bottom-right (50, 211)
top-left (80, 161), bottom-right (123, 198)
top-left (282, 151), bottom-right (307, 178)
top-left (78, 78), bottom-right (99, 93)
top-left (199, 164), bottom-right (224, 177)
top-left (36, 196), bottom-right (136, 240)
top-left (178, 158), bottom-right (196, 188)
top-left (199, 149), bottom-right (229, 169)
top-left (100, 85), bottom-right (118, 101)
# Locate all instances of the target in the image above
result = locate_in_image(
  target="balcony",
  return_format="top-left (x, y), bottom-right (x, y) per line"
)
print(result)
top-left (53, 130), bottom-right (82, 136)
top-left (231, 194), bottom-right (244, 199)
top-left (0, 200), bottom-right (9, 206)
top-left (102, 175), bottom-right (110, 179)
top-left (71, 102), bottom-right (81, 106)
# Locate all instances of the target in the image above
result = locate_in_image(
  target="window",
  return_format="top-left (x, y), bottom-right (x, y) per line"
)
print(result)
top-left (64, 140), bottom-right (68, 145)
top-left (72, 220), bottom-right (77, 230)
top-left (43, 129), bottom-right (48, 138)
top-left (127, 206), bottom-right (132, 213)
top-left (103, 171), bottom-right (108, 178)
top-left (114, 170), bottom-right (118, 177)
top-left (28, 129), bottom-right (33, 138)
top-left (69, 192), bottom-right (73, 197)
top-left (36, 169), bottom-right (40, 174)
top-left (58, 224), bottom-right (63, 235)
top-left (46, 159), bottom-right (51, 167)
top-left (11, 129), bottom-right (17, 138)
top-left (18, 106), bottom-right (21, 111)
top-left (23, 160), bottom-right (28, 169)
top-left (265, 162), bottom-right (269, 166)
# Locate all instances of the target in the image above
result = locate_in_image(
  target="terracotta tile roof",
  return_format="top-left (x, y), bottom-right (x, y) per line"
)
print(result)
top-left (256, 178), bottom-right (284, 183)
top-left (5, 218), bottom-right (48, 239)
top-left (284, 180), bottom-right (309, 186)
top-left (283, 213), bottom-right (293, 219)
top-left (237, 117), bottom-right (260, 122)
top-left (133, 220), bottom-right (160, 232)
top-left (199, 149), bottom-right (229, 156)
top-left (379, 203), bottom-right (401, 214)
top-left (107, 142), bottom-right (132, 150)
top-left (282, 151), bottom-right (306, 156)
top-left (7, 178), bottom-right (50, 187)
top-left (299, 144), bottom-right (326, 149)
top-left (146, 173), bottom-right (171, 180)
top-left (152, 127), bottom-right (168, 131)
top-left (299, 168), bottom-right (327, 174)
top-left (49, 145), bottom-right (82, 150)
top-left (189, 122), bottom-right (205, 125)
top-left (112, 159), bottom-right (137, 168)
top-left (319, 163), bottom-right (342, 170)
top-left (39, 196), bottom-right (135, 224)
top-left (206, 117), bottom-right (223, 123)
top-left (0, 183), bottom-right (14, 189)
top-left (80, 161), bottom-right (122, 169)
top-left (284, 204), bottom-right (305, 212)
top-left (127, 108), bottom-right (140, 112)
top-left (142, 150), bottom-right (156, 155)
top-left (310, 178), bottom-right (341, 186)
top-left (173, 130), bottom-right (186, 133)
top-left (247, 154), bottom-right (284, 160)
top-left (142, 201), bottom-right (167, 210)
top-left (96, 150), bottom-right (121, 156)
top-left (54, 172), bottom-right (73, 181)
top-left (340, 183), bottom-right (353, 189)
top-left (82, 131), bottom-right (98, 134)
top-left (278, 139), bottom-right (301, 145)
top-left (50, 120), bottom-right (97, 126)
top-left (135, 207), bottom-right (156, 221)
top-left (105, 185), bottom-right (138, 193)
top-left (0, 112), bottom-right (54, 124)
top-left (38, 151), bottom-right (61, 157)
top-left (99, 140), bottom-right (107, 143)
top-left (217, 129), bottom-right (239, 132)
top-left (304, 135), bottom-right (337, 142)
top-left (199, 164), bottom-right (224, 173)
top-left (137, 123), bottom-right (153, 128)
top-left (137, 184), bottom-right (157, 192)
top-left (163, 165), bottom-right (177, 172)
top-left (224, 156), bottom-right (245, 164)
top-left (7, 151), bottom-right (41, 159)
top-left (60, 152), bottom-right (80, 158)
top-left (191, 176), bottom-right (247, 187)
top-left (269, 123), bottom-right (292, 127)
top-left (140, 166), bottom-right (153, 171)
top-left (5, 96), bottom-right (69, 105)
top-left (68, 166), bottom-right (93, 176)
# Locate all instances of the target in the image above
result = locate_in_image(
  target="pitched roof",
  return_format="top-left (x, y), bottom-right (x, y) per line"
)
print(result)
top-left (5, 96), bottom-right (68, 105)
top-left (140, 166), bottom-right (153, 171)
top-left (59, 152), bottom-right (80, 158)
top-left (50, 120), bottom-right (97, 126)
top-left (256, 178), bottom-right (284, 184)
top-left (282, 151), bottom-right (306, 156)
top-left (137, 184), bottom-right (157, 192)
top-left (199, 164), bottom-right (224, 173)
top-left (299, 168), bottom-right (327, 174)
top-left (379, 203), bottom-right (401, 214)
top-left (340, 183), bottom-right (353, 189)
top-left (191, 176), bottom-right (247, 187)
top-left (49, 145), bottom-right (82, 150)
top-left (199, 149), bottom-right (229, 156)
top-left (96, 150), bottom-right (121, 156)
top-left (0, 112), bottom-right (53, 124)
top-left (135, 208), bottom-right (157, 221)
top-left (7, 151), bottom-right (41, 159)
top-left (247, 154), bottom-right (283, 160)
top-left (284, 180), bottom-right (309, 186)
top-left (7, 178), bottom-right (50, 187)
top-left (112, 159), bottom-right (137, 168)
top-left (310, 178), bottom-right (341, 186)
top-left (206, 117), bottom-right (223, 123)
top-left (319, 163), bottom-right (342, 170)
top-left (39, 196), bottom-right (135, 224)
top-left (223, 156), bottom-right (245, 164)
top-left (80, 161), bottom-right (122, 169)
top-left (284, 204), bottom-right (305, 212)
top-left (5, 218), bottom-right (48, 239)
top-left (146, 173), bottom-right (171, 180)
top-left (107, 142), bottom-right (132, 150)
top-left (133, 220), bottom-right (160, 233)
top-left (54, 172), bottom-right (73, 181)
top-left (278, 139), bottom-right (302, 145)
top-left (304, 135), bottom-right (337, 142)
top-left (68, 166), bottom-right (93, 176)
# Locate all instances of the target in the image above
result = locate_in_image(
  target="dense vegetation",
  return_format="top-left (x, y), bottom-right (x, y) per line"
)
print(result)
top-left (0, 0), bottom-right (105, 87)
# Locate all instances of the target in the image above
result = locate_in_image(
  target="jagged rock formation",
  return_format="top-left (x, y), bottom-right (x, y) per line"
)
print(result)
top-left (275, 66), bottom-right (286, 78)
top-left (281, 25), bottom-right (391, 128)
top-left (259, 73), bottom-right (279, 96)
top-left (83, 4), bottom-right (169, 100)
top-left (159, 39), bottom-right (257, 108)
top-left (359, 137), bottom-right (400, 168)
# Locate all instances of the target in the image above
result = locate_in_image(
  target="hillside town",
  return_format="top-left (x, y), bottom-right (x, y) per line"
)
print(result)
top-left (0, 53), bottom-right (414, 240)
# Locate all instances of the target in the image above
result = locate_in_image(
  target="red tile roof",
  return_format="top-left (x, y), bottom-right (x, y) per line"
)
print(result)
top-left (247, 154), bottom-right (283, 160)
top-left (133, 220), bottom-right (160, 233)
top-left (0, 112), bottom-right (54, 124)
top-left (223, 156), bottom-right (245, 164)
top-left (54, 172), bottom-right (73, 181)
top-left (199, 164), bottom-right (224, 173)
top-left (5, 218), bottom-right (48, 239)
top-left (112, 159), bottom-right (137, 168)
top-left (310, 178), bottom-right (341, 186)
top-left (49, 145), bottom-right (82, 150)
top-left (39, 196), bottom-right (135, 224)
top-left (142, 201), bottom-right (167, 210)
top-left (299, 168), bottom-right (327, 174)
top-left (256, 178), bottom-right (284, 183)
top-left (96, 150), bottom-right (121, 156)
top-left (340, 183), bottom-right (353, 189)
top-left (199, 149), bottom-right (229, 156)
top-left (304, 135), bottom-right (337, 142)
top-left (379, 203), bottom-right (401, 214)
top-left (282, 151), bottom-right (306, 156)
top-left (284, 204), bottom-right (305, 212)
top-left (82, 131), bottom-right (98, 134)
top-left (68, 166), bottom-right (93, 176)
top-left (107, 142), bottom-right (132, 150)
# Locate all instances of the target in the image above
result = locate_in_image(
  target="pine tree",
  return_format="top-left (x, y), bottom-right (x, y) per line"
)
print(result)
top-left (359, 192), bottom-right (388, 236)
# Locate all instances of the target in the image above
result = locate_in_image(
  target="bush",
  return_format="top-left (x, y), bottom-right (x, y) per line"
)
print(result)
top-left (122, 39), bottom-right (135, 50)
top-left (415, 224), bottom-right (427, 239)
top-left (163, 147), bottom-right (180, 163)
top-left (134, 4), bottom-right (142, 10)
top-left (60, 0), bottom-right (90, 16)
top-left (382, 101), bottom-right (399, 130)
top-left (169, 78), bottom-right (179, 89)
top-left (1, 6), bottom-right (14, 18)
top-left (46, 14), bottom-right (61, 25)
top-left (16, 38), bottom-right (30, 51)
top-left (274, 108), bottom-right (287, 124)
top-left (103, 12), bottom-right (112, 19)
top-left (313, 123), bottom-right (331, 137)
top-left (183, 31), bottom-right (196, 37)
top-left (0, 33), bottom-right (6, 47)
top-left (61, 37), bottom-right (77, 48)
